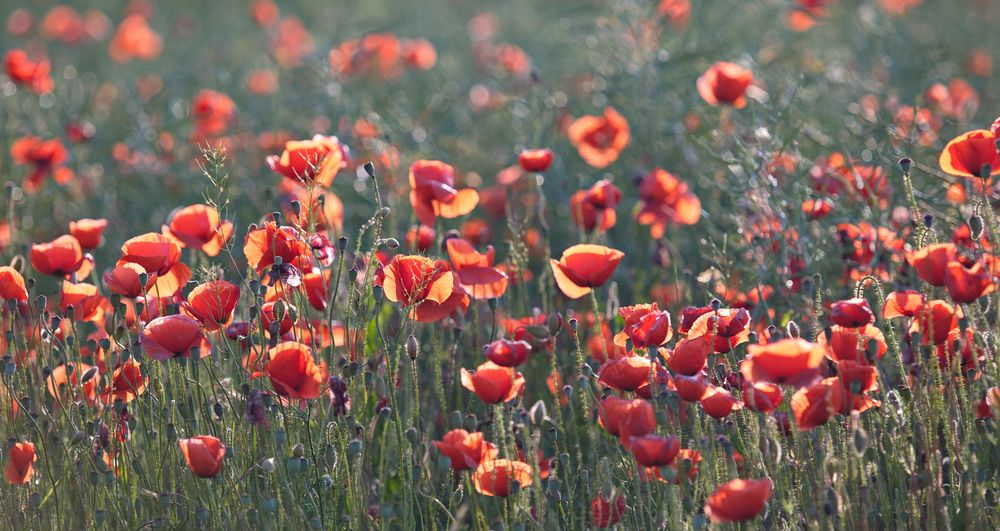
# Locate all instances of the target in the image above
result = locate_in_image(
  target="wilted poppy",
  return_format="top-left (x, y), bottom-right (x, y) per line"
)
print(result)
top-left (939, 129), bottom-right (1000, 179)
top-left (0, 266), bottom-right (28, 302)
top-left (570, 179), bottom-right (622, 233)
top-left (483, 339), bottom-right (532, 367)
top-left (741, 338), bottom-right (826, 386)
top-left (704, 477), bottom-right (773, 523)
top-left (165, 204), bottom-right (234, 257)
top-left (408, 160), bottom-right (479, 226)
top-left (141, 314), bottom-right (211, 361)
top-left (472, 459), bottom-right (533, 496)
top-left (31, 234), bottom-right (84, 276)
top-left (598, 355), bottom-right (653, 392)
top-left (906, 243), bottom-right (956, 286)
top-left (266, 341), bottom-right (326, 400)
top-left (597, 397), bottom-right (656, 440)
top-left (944, 260), bottom-right (995, 304)
top-left (5, 441), bottom-right (36, 485)
top-left (829, 298), bottom-right (874, 328)
top-left (432, 429), bottom-right (499, 471)
top-left (626, 434), bottom-right (680, 467)
top-left (518, 148), bottom-right (553, 172)
top-left (700, 386), bottom-right (743, 418)
top-left (178, 435), bottom-right (226, 478)
top-left (69, 218), bottom-right (108, 250)
top-left (267, 135), bottom-right (349, 186)
top-left (461, 361), bottom-right (525, 404)
top-left (567, 107), bottom-right (631, 169)
top-left (697, 62), bottom-right (753, 108)
top-left (184, 281), bottom-right (241, 331)
top-left (445, 238), bottom-right (508, 299)
top-left (550, 244), bottom-right (624, 299)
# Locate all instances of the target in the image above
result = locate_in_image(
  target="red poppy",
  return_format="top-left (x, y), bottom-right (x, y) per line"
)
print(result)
top-left (658, 0), bottom-right (692, 28)
top-left (472, 459), bottom-right (533, 496)
top-left (408, 160), bottom-right (479, 226)
top-left (518, 148), bottom-right (553, 172)
top-left (829, 298), bottom-right (874, 328)
top-left (673, 371), bottom-right (709, 401)
top-left (906, 243), bottom-right (957, 286)
top-left (431, 429), bottom-right (498, 471)
top-left (704, 477), bottom-right (773, 523)
top-left (697, 62), bottom-right (753, 108)
top-left (677, 305), bottom-right (713, 334)
top-left (119, 232), bottom-right (181, 276)
top-left (100, 360), bottom-right (147, 403)
top-left (614, 303), bottom-right (673, 348)
top-left (401, 38), bottom-right (436, 70)
top-left (687, 308), bottom-right (751, 353)
top-left (301, 269), bottom-right (332, 311)
top-left (460, 361), bottom-right (525, 404)
top-left (103, 263), bottom-right (156, 298)
top-left (975, 387), bottom-right (1000, 420)
top-left (46, 362), bottom-right (100, 406)
top-left (377, 254), bottom-right (453, 306)
top-left (5, 442), bottom-right (36, 485)
top-left (164, 204), bottom-right (234, 257)
top-left (882, 290), bottom-right (925, 319)
top-left (328, 33), bottom-right (406, 79)
top-left (445, 238), bottom-right (508, 299)
top-left (267, 135), bottom-right (349, 187)
top-left (818, 324), bottom-right (887, 364)
top-left (10, 136), bottom-right (71, 192)
top-left (741, 338), bottom-right (826, 386)
top-left (31, 234), bottom-right (84, 276)
top-left (243, 222), bottom-right (312, 276)
top-left (4, 49), bottom-right (53, 94)
top-left (69, 218), bottom-right (108, 250)
top-left (260, 300), bottom-right (296, 337)
top-left (178, 435), bottom-right (226, 478)
top-left (626, 434), bottom-right (680, 467)
top-left (550, 244), bottom-right (624, 299)
top-left (567, 107), bottom-right (631, 169)
top-left (266, 342), bottom-right (325, 400)
top-left (598, 355), bottom-right (653, 392)
top-left (405, 225), bottom-right (435, 251)
top-left (909, 300), bottom-right (960, 345)
top-left (700, 386), bottom-right (743, 418)
top-left (0, 266), bottom-right (28, 302)
top-left (790, 379), bottom-right (835, 430)
top-left (141, 315), bottom-right (211, 361)
top-left (666, 336), bottom-right (711, 376)
top-left (483, 339), bottom-right (532, 367)
top-left (944, 260), bottom-right (995, 304)
top-left (742, 381), bottom-right (783, 413)
top-left (60, 282), bottom-right (107, 323)
top-left (801, 198), bottom-right (833, 220)
top-left (184, 281), bottom-right (241, 331)
top-left (591, 494), bottom-right (626, 528)
top-left (939, 129), bottom-right (1000, 179)
top-left (570, 179), bottom-right (622, 233)
top-left (597, 397), bottom-right (656, 440)
top-left (109, 14), bottom-right (161, 62)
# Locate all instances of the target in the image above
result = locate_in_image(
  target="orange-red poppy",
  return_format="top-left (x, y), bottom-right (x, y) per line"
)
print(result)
top-left (939, 129), bottom-right (1000, 179)
top-left (483, 339), bottom-right (532, 367)
top-left (267, 135), bottom-right (348, 186)
top-left (69, 218), bottom-right (107, 250)
top-left (377, 254), bottom-right (453, 306)
top-left (704, 477), bottom-right (773, 523)
top-left (243, 222), bottom-right (312, 278)
top-left (445, 238), bottom-right (508, 299)
top-left (801, 198), bottom-right (833, 220)
top-left (597, 397), bottom-right (656, 440)
top-left (31, 234), bottom-right (84, 276)
top-left (829, 298), bottom-right (874, 328)
top-left (60, 282), bottom-right (107, 323)
top-left (0, 266), bottom-right (28, 302)
top-left (10, 136), bottom-right (72, 192)
top-left (431, 429), bottom-right (498, 471)
top-left (614, 303), bottom-right (673, 349)
top-left (687, 308), bottom-right (751, 354)
top-left (46, 362), bottom-right (100, 406)
top-left (742, 381), bottom-right (783, 413)
top-left (944, 260), bottom-right (995, 304)
top-left (408, 160), bottom-right (479, 226)
top-left (550, 244), bottom-right (624, 299)
top-left (109, 14), bottom-right (162, 62)
top-left (673, 371), bottom-right (709, 401)
top-left (567, 107), bottom-right (631, 169)
top-left (741, 338), bottom-right (826, 386)
top-left (790, 379), bottom-right (835, 430)
top-left (178, 435), bottom-right (226, 478)
top-left (909, 299), bottom-right (961, 345)
top-left (518, 148), bottom-right (553, 172)
top-left (103, 263), bottom-right (156, 298)
top-left (100, 360), bottom-right (147, 403)
top-left (461, 361), bottom-right (525, 404)
top-left (700, 386), bottom-right (743, 418)
top-left (118, 232), bottom-right (181, 276)
top-left (882, 290), bottom-right (925, 319)
top-left (697, 62), bottom-right (753, 108)
top-left (471, 459), bottom-right (533, 496)
top-left (164, 204), bottom-right (234, 257)
top-left (665, 336), bottom-right (711, 376)
top-left (906, 243), bottom-right (956, 286)
top-left (591, 493), bottom-right (626, 528)
top-left (817, 324), bottom-right (887, 364)
top-left (265, 341), bottom-right (326, 400)
top-left (405, 225), bottom-right (435, 252)
top-left (183, 281), bottom-right (241, 331)
top-left (5, 441), bottom-right (36, 485)
top-left (625, 434), bottom-right (680, 467)
top-left (141, 314), bottom-right (211, 361)
top-left (4, 49), bottom-right (53, 94)
top-left (570, 179), bottom-right (622, 233)
top-left (598, 355), bottom-right (654, 392)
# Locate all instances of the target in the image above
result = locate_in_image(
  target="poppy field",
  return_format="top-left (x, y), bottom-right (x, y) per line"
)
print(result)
top-left (3, 0), bottom-right (1000, 528)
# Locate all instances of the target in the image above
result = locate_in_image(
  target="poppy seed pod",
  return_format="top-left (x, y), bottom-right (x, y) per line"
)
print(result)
top-left (406, 335), bottom-right (419, 360)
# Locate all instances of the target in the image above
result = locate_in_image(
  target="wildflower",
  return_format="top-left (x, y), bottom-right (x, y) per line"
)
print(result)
top-left (267, 135), bottom-right (349, 186)
top-left (265, 342), bottom-right (325, 400)
top-left (829, 298), bottom-right (875, 328)
top-left (567, 107), bottom-right (630, 169)
top-left (741, 338), bottom-right (826, 386)
top-left (460, 361), bottom-right (525, 404)
top-left (178, 435), bottom-right (226, 478)
top-left (4, 49), bottom-right (53, 94)
top-left (31, 235), bottom-right (84, 277)
top-left (103, 263), bottom-right (155, 298)
top-left (518, 148), bottom-right (553, 172)
top-left (700, 386), bottom-right (743, 418)
top-left (697, 62), bottom-right (752, 108)
top-left (597, 397), bottom-right (656, 440)
top-left (164, 204), bottom-right (234, 257)
top-left (69, 218), bottom-right (108, 250)
top-left (570, 179), bottom-right (622, 233)
top-left (704, 477), bottom-right (773, 523)
top-left (108, 14), bottom-right (162, 62)
top-left (614, 303), bottom-right (673, 349)
top-left (183, 281), bottom-right (241, 331)
top-left (636, 168), bottom-right (701, 238)
top-left (625, 434), bottom-right (680, 467)
top-left (408, 160), bottom-right (479, 226)
top-left (598, 356), bottom-right (654, 392)
top-left (141, 315), bottom-right (211, 361)
top-left (939, 129), bottom-right (1000, 179)
top-left (5, 442), bottom-right (37, 485)
top-left (483, 339), bottom-right (532, 367)
top-left (432, 430), bottom-right (498, 471)
top-left (472, 459), bottom-right (533, 496)
top-left (550, 244), bottom-right (624, 299)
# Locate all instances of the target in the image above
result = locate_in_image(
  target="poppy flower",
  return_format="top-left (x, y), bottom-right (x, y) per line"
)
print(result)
top-left (801, 198), bottom-right (833, 220)
top-left (265, 341), bottom-right (326, 400)
top-left (665, 336), bottom-right (711, 376)
top-left (944, 260), bottom-right (995, 304)
top-left (625, 434), bottom-right (680, 467)
top-left (178, 435), bottom-right (226, 478)
top-left (614, 303), bottom-right (673, 349)
top-left (103, 263), bottom-right (156, 298)
top-left (697, 62), bottom-right (753, 108)
top-left (69, 218), bottom-right (108, 250)
top-left (461, 361), bottom-right (525, 404)
top-left (742, 381), bottom-right (783, 413)
top-left (471, 459), bottom-right (533, 497)
top-left (408, 160), bottom-right (479, 226)
top-left (906, 243), bottom-right (957, 286)
top-left (401, 38), bottom-right (437, 70)
top-left (405, 225), bottom-right (435, 251)
top-left (377, 254), bottom-right (454, 307)
top-left (30, 234), bottom-right (84, 276)
top-left (119, 232), bottom-right (182, 276)
top-left (267, 135), bottom-right (349, 186)
top-left (591, 494), bottom-right (626, 528)
top-left (483, 339), bottom-right (532, 367)
top-left (431, 429), bottom-right (498, 471)
top-left (184, 281), bottom-right (240, 331)
top-left (882, 290), bottom-right (925, 319)
top-left (677, 305), bottom-right (713, 334)
top-left (0, 266), bottom-right (28, 302)
top-left (10, 136), bottom-right (71, 192)
top-left (567, 107), bottom-right (631, 169)
top-left (550, 244), bottom-right (624, 299)
top-left (939, 129), bottom-right (1000, 179)
top-left (101, 360), bottom-right (147, 403)
top-left (5, 442), bottom-right (36, 485)
top-left (790, 379), bottom-right (835, 430)
top-left (598, 355), bottom-right (653, 392)
top-left (597, 397), bottom-right (656, 440)
top-left (141, 315), bottom-right (211, 361)
top-left (328, 33), bottom-right (406, 79)
top-left (190, 89), bottom-right (236, 142)
top-left (975, 387), bottom-right (1000, 419)
top-left (687, 308), bottom-right (751, 354)
top-left (301, 269), bottom-right (332, 311)
top-left (741, 338), bottom-right (826, 386)
top-left (109, 14), bottom-right (162, 62)
top-left (910, 300), bottom-right (960, 345)
top-left (60, 282), bottom-right (107, 323)
top-left (245, 222), bottom-right (311, 279)
top-left (570, 179), bottom-right (622, 233)
top-left (818, 324), bottom-right (887, 364)
top-left (164, 204), bottom-right (234, 257)
top-left (829, 298), bottom-right (874, 328)
top-left (700, 386), bottom-right (743, 418)
top-left (445, 238), bottom-right (508, 299)
top-left (4, 49), bottom-right (53, 94)
top-left (518, 148), bottom-right (553, 172)
top-left (704, 477), bottom-right (773, 523)
top-left (46, 362), bottom-right (100, 406)
top-left (673, 371), bottom-right (709, 401)
top-left (260, 300), bottom-right (296, 337)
